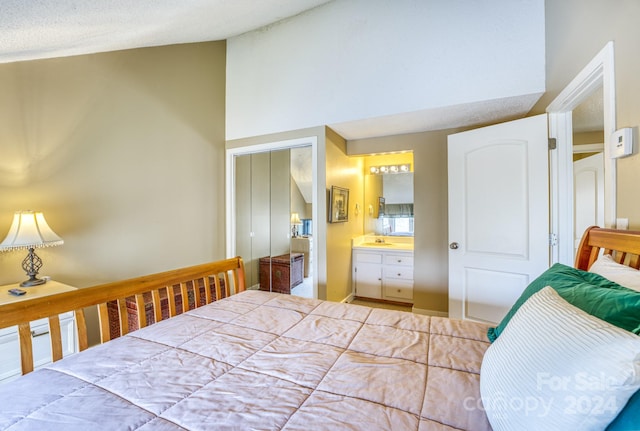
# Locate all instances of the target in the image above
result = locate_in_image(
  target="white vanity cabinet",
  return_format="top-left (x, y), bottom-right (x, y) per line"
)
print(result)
top-left (0, 281), bottom-right (78, 384)
top-left (352, 251), bottom-right (384, 299)
top-left (382, 253), bottom-right (414, 302)
top-left (352, 249), bottom-right (414, 304)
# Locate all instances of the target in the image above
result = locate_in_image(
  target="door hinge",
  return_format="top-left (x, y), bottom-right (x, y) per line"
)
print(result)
top-left (548, 138), bottom-right (557, 150)
top-left (549, 233), bottom-right (558, 246)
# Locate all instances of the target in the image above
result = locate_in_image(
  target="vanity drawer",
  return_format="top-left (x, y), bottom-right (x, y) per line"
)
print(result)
top-left (384, 266), bottom-right (413, 280)
top-left (383, 282), bottom-right (413, 301)
top-left (355, 251), bottom-right (383, 264)
top-left (384, 254), bottom-right (413, 266)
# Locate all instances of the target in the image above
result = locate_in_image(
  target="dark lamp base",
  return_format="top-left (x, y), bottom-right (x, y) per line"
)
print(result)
top-left (20, 277), bottom-right (47, 287)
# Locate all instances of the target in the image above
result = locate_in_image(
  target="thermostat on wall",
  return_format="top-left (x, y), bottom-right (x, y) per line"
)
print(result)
top-left (610, 127), bottom-right (634, 158)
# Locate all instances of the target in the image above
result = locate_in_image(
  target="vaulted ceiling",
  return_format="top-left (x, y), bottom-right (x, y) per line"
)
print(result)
top-left (0, 0), bottom-right (332, 64)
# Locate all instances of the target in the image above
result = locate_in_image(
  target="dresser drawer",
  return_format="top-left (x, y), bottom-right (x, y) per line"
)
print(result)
top-left (384, 254), bottom-right (413, 266)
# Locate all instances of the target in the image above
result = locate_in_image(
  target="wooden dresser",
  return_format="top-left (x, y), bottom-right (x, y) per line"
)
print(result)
top-left (259, 253), bottom-right (304, 294)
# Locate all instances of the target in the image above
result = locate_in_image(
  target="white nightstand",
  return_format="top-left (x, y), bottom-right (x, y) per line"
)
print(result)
top-left (0, 281), bottom-right (78, 384)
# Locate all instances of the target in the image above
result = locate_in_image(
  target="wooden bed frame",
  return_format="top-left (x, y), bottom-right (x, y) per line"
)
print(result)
top-left (0, 257), bottom-right (245, 376)
top-left (3, 226), bottom-right (640, 378)
top-left (575, 226), bottom-right (640, 270)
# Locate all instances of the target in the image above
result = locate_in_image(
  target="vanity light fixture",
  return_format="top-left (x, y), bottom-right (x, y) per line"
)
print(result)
top-left (369, 164), bottom-right (411, 175)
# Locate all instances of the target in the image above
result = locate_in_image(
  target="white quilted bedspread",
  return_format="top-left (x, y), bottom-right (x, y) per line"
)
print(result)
top-left (0, 290), bottom-right (492, 430)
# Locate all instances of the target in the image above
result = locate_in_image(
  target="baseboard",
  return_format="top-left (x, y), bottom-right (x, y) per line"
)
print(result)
top-left (411, 307), bottom-right (448, 317)
top-left (341, 292), bottom-right (355, 303)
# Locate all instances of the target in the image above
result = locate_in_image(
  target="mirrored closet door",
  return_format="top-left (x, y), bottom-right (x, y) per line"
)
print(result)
top-left (235, 149), bottom-right (289, 292)
top-left (233, 146), bottom-right (313, 298)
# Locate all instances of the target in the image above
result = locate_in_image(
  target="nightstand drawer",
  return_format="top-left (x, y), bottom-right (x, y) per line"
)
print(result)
top-left (0, 313), bottom-right (77, 383)
top-left (0, 281), bottom-right (78, 384)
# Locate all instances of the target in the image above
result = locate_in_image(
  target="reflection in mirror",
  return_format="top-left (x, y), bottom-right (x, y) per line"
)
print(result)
top-left (379, 173), bottom-right (414, 236)
top-left (235, 150), bottom-right (291, 293)
top-left (235, 152), bottom-right (273, 289)
top-left (289, 146), bottom-right (314, 299)
top-left (364, 153), bottom-right (414, 237)
top-left (228, 138), bottom-right (317, 300)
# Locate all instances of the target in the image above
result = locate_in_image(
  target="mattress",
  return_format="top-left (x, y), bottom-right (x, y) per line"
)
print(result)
top-left (0, 290), bottom-right (492, 430)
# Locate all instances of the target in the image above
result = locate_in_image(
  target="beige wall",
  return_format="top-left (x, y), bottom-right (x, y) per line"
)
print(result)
top-left (0, 42), bottom-right (227, 341)
top-left (535, 0), bottom-right (640, 229)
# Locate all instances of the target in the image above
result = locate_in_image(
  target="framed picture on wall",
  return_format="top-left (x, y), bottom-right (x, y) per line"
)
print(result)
top-left (329, 186), bottom-right (349, 223)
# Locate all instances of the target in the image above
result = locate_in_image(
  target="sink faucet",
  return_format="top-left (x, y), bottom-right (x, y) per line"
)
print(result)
top-left (374, 237), bottom-right (385, 243)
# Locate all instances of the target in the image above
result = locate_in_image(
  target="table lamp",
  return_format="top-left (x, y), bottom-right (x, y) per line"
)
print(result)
top-left (0, 211), bottom-right (64, 287)
top-left (290, 212), bottom-right (301, 238)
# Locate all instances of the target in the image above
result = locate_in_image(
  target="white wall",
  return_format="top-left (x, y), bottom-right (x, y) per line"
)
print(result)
top-left (226, 0), bottom-right (545, 140)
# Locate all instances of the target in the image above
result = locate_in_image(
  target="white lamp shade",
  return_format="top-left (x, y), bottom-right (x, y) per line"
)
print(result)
top-left (0, 211), bottom-right (64, 250)
top-left (290, 212), bottom-right (301, 224)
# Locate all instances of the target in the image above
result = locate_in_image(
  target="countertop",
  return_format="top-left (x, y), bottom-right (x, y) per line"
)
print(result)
top-left (351, 235), bottom-right (414, 252)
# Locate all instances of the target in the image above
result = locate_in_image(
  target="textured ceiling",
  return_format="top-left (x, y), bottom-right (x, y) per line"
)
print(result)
top-left (0, 0), bottom-right (332, 64)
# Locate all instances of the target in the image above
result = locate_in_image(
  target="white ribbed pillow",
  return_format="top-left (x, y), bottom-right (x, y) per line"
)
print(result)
top-left (480, 286), bottom-right (640, 431)
top-left (589, 254), bottom-right (640, 292)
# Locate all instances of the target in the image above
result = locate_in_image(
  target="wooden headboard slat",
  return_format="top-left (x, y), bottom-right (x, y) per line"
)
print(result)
top-left (575, 226), bottom-right (640, 271)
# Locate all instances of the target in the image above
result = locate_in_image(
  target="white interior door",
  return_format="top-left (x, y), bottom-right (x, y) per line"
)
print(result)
top-left (573, 152), bottom-right (604, 251)
top-left (448, 114), bottom-right (549, 323)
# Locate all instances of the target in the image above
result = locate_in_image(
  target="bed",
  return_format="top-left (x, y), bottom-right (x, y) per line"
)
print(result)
top-left (0, 227), bottom-right (639, 430)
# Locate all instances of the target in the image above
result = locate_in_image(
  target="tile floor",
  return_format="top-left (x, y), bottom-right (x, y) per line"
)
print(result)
top-left (291, 276), bottom-right (412, 312)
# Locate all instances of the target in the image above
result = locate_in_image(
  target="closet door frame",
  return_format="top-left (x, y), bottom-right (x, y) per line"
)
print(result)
top-left (225, 136), bottom-right (319, 298)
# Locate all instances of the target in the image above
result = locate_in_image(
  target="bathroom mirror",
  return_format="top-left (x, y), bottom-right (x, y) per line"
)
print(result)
top-left (364, 169), bottom-right (414, 236)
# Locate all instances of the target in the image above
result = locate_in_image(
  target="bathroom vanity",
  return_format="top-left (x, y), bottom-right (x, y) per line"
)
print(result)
top-left (351, 236), bottom-right (414, 304)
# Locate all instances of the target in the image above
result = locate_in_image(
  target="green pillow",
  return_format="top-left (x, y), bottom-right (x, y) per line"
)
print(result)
top-left (487, 263), bottom-right (640, 342)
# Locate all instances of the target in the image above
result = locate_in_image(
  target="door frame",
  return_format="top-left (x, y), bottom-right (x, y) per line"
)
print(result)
top-left (225, 136), bottom-right (319, 297)
top-left (546, 41), bottom-right (616, 265)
